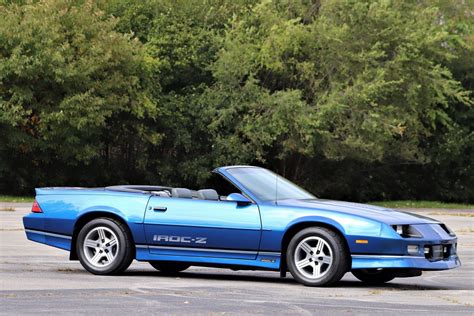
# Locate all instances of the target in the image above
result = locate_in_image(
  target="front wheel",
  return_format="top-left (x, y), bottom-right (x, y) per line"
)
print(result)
top-left (149, 261), bottom-right (190, 274)
top-left (352, 269), bottom-right (396, 285)
top-left (287, 227), bottom-right (349, 286)
top-left (76, 218), bottom-right (134, 275)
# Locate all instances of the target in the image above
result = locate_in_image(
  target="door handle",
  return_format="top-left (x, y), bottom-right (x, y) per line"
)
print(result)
top-left (153, 206), bottom-right (167, 212)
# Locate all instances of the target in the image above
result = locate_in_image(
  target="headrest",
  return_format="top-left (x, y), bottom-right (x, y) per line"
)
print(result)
top-left (151, 191), bottom-right (170, 197)
top-left (171, 188), bottom-right (193, 199)
top-left (197, 189), bottom-right (219, 201)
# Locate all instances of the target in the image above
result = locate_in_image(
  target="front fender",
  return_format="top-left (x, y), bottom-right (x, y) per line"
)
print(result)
top-left (259, 204), bottom-right (383, 252)
top-left (284, 215), bottom-right (348, 236)
top-left (281, 208), bottom-right (384, 239)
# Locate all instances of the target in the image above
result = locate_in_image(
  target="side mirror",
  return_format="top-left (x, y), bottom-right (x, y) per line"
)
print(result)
top-left (227, 193), bottom-right (252, 205)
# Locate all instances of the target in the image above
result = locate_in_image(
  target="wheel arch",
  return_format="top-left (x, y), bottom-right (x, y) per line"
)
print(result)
top-left (69, 211), bottom-right (135, 260)
top-left (279, 221), bottom-right (351, 274)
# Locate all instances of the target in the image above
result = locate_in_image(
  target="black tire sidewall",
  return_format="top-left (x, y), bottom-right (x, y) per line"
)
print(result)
top-left (76, 218), bottom-right (130, 274)
top-left (287, 227), bottom-right (347, 286)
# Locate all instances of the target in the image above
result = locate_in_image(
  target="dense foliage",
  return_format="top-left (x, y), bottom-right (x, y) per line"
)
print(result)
top-left (1, 0), bottom-right (473, 202)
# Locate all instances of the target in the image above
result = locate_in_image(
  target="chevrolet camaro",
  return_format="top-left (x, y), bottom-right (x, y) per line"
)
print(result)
top-left (23, 166), bottom-right (460, 286)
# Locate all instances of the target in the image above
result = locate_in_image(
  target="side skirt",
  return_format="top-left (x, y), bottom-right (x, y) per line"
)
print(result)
top-left (135, 244), bottom-right (281, 270)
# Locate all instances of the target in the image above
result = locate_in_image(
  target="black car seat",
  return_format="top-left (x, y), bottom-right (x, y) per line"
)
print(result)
top-left (171, 188), bottom-right (193, 199)
top-left (197, 189), bottom-right (219, 201)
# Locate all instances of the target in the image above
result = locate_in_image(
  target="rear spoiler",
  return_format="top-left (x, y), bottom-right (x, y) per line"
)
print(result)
top-left (35, 187), bottom-right (88, 195)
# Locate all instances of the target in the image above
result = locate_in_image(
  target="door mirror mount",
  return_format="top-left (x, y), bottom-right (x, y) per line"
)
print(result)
top-left (226, 193), bottom-right (252, 205)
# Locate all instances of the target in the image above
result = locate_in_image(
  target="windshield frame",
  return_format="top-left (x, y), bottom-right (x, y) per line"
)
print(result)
top-left (216, 166), bottom-right (316, 203)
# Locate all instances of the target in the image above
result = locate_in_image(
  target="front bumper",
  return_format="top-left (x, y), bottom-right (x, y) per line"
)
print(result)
top-left (351, 254), bottom-right (461, 270)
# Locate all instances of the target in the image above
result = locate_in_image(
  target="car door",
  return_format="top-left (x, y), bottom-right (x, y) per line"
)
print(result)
top-left (143, 196), bottom-right (261, 259)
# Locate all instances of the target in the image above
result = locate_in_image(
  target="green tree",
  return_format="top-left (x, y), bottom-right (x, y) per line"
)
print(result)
top-left (208, 0), bottom-right (472, 187)
top-left (0, 0), bottom-right (156, 192)
top-left (0, 0), bottom-right (472, 202)
top-left (104, 0), bottom-right (255, 186)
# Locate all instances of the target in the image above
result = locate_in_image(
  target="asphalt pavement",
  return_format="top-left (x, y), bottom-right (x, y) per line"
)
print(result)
top-left (0, 203), bottom-right (473, 315)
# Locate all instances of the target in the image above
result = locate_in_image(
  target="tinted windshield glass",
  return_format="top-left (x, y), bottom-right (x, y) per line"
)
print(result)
top-left (226, 167), bottom-right (316, 202)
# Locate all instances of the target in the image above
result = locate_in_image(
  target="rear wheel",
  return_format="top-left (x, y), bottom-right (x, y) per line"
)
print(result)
top-left (287, 227), bottom-right (349, 286)
top-left (352, 269), bottom-right (396, 285)
top-left (76, 218), bottom-right (134, 275)
top-left (149, 261), bottom-right (190, 274)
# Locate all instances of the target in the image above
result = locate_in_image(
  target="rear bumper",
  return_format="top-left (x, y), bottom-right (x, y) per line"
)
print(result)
top-left (351, 254), bottom-right (461, 270)
top-left (24, 228), bottom-right (72, 251)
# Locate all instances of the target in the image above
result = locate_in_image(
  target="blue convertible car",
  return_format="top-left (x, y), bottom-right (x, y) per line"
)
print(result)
top-left (23, 166), bottom-right (460, 286)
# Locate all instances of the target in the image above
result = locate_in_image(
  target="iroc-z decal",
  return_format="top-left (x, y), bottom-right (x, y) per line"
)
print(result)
top-left (153, 235), bottom-right (207, 244)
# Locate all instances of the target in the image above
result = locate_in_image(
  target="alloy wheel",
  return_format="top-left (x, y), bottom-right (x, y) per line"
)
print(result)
top-left (294, 236), bottom-right (333, 279)
top-left (83, 226), bottom-right (119, 267)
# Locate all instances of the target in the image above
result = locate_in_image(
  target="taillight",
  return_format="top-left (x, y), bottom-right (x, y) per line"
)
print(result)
top-left (31, 200), bottom-right (43, 213)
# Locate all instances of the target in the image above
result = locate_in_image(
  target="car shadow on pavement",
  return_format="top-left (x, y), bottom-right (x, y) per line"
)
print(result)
top-left (116, 270), bottom-right (456, 290)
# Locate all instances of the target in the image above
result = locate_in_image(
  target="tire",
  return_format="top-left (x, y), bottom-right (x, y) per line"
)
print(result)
top-left (352, 269), bottom-right (396, 285)
top-left (76, 217), bottom-right (134, 275)
top-left (287, 227), bottom-right (349, 286)
top-left (149, 261), bottom-right (190, 274)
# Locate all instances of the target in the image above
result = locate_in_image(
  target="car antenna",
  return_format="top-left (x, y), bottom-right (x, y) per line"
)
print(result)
top-left (275, 172), bottom-right (278, 205)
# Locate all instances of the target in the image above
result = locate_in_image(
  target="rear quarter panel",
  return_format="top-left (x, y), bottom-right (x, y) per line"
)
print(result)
top-left (23, 190), bottom-right (151, 246)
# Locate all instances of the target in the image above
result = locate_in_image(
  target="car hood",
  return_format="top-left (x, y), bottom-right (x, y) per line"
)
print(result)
top-left (277, 199), bottom-right (440, 225)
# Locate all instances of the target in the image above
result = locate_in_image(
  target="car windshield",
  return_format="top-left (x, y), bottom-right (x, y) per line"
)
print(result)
top-left (226, 167), bottom-right (316, 202)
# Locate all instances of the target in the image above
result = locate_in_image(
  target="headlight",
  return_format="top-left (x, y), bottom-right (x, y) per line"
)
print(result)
top-left (391, 225), bottom-right (423, 238)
